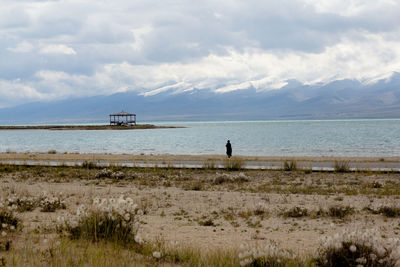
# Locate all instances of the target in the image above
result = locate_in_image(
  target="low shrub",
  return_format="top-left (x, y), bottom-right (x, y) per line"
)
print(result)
top-left (238, 242), bottom-right (298, 267)
top-left (6, 196), bottom-right (36, 212)
top-left (234, 172), bottom-right (249, 183)
top-left (58, 196), bottom-right (143, 244)
top-left (281, 207), bottom-right (308, 218)
top-left (39, 196), bottom-right (66, 212)
top-left (213, 175), bottom-right (228, 185)
top-left (379, 206), bottom-right (400, 217)
top-left (372, 181), bottom-right (383, 188)
top-left (0, 209), bottom-right (19, 232)
top-left (5, 193), bottom-right (66, 213)
top-left (316, 229), bottom-right (400, 266)
top-left (0, 164), bottom-right (18, 173)
top-left (186, 180), bottom-right (203, 191)
top-left (0, 203), bottom-right (19, 251)
top-left (95, 169), bottom-right (113, 178)
top-left (198, 219), bottom-right (215, 227)
top-left (253, 203), bottom-right (268, 217)
top-left (327, 206), bottom-right (355, 219)
top-left (95, 169), bottom-right (125, 179)
top-left (316, 206), bottom-right (355, 219)
top-left (213, 172), bottom-right (249, 184)
top-left (367, 206), bottom-right (400, 217)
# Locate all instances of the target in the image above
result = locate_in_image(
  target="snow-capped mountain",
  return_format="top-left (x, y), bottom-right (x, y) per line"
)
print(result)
top-left (1, 72), bottom-right (400, 123)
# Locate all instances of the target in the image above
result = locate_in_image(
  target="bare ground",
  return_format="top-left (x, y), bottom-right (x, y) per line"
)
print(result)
top-left (1, 163), bottom-right (400, 256)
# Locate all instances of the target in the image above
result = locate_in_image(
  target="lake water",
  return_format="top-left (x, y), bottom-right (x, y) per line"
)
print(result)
top-left (0, 119), bottom-right (400, 157)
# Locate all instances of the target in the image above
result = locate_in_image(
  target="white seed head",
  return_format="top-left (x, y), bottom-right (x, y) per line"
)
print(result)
top-left (152, 251), bottom-right (161, 259)
top-left (134, 234), bottom-right (144, 244)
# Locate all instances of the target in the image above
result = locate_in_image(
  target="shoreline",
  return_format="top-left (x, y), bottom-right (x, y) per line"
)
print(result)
top-left (1, 151), bottom-right (400, 161)
top-left (0, 124), bottom-right (182, 130)
top-left (1, 152), bottom-right (400, 171)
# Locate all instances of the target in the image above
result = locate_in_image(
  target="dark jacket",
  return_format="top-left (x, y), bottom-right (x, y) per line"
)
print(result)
top-left (226, 142), bottom-right (232, 156)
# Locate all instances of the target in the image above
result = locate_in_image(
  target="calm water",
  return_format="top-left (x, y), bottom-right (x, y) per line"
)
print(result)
top-left (0, 119), bottom-right (399, 157)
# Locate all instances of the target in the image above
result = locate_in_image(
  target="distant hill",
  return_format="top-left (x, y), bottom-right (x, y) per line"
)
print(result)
top-left (1, 72), bottom-right (400, 124)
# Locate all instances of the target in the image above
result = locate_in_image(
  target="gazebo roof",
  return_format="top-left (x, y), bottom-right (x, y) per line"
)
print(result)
top-left (110, 111), bottom-right (136, 116)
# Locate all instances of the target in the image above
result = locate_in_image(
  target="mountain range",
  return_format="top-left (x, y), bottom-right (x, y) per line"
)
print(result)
top-left (1, 72), bottom-right (400, 124)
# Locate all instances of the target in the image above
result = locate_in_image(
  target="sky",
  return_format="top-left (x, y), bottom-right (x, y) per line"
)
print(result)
top-left (1, 0), bottom-right (400, 108)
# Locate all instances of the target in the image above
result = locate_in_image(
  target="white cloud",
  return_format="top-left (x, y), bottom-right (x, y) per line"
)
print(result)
top-left (0, 80), bottom-right (44, 99)
top-left (302, 0), bottom-right (398, 16)
top-left (0, 79), bottom-right (49, 107)
top-left (131, 25), bottom-right (153, 51)
top-left (1, 0), bottom-right (400, 106)
top-left (11, 31), bottom-right (396, 103)
top-left (40, 44), bottom-right (76, 55)
top-left (7, 41), bottom-right (34, 53)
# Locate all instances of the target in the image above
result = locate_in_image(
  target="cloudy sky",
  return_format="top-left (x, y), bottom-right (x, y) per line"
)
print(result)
top-left (1, 0), bottom-right (400, 107)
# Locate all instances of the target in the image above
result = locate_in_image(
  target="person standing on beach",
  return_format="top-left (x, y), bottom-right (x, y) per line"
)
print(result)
top-left (226, 140), bottom-right (232, 158)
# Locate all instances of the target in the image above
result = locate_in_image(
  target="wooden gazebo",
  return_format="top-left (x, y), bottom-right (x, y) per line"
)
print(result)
top-left (109, 111), bottom-right (136, 126)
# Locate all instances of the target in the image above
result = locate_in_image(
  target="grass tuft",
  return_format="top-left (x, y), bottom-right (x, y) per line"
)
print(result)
top-left (327, 206), bottom-right (354, 219)
top-left (283, 160), bottom-right (297, 171)
top-left (223, 157), bottom-right (245, 171)
top-left (198, 219), bottom-right (215, 227)
top-left (316, 229), bottom-right (397, 267)
top-left (333, 160), bottom-right (350, 172)
top-left (40, 197), bottom-right (66, 212)
top-left (281, 207), bottom-right (308, 218)
top-left (59, 198), bottom-right (142, 245)
top-left (371, 181), bottom-right (383, 188)
top-left (378, 206), bottom-right (400, 217)
top-left (82, 161), bottom-right (97, 169)
top-left (366, 206), bottom-right (400, 217)
top-left (203, 159), bottom-right (217, 169)
top-left (0, 206), bottom-right (20, 251)
top-left (62, 210), bottom-right (138, 244)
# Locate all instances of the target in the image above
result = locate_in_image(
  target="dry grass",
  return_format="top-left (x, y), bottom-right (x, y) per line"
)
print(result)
top-left (223, 157), bottom-right (245, 170)
top-left (0, 237), bottom-right (244, 267)
top-left (1, 163), bottom-right (400, 266)
top-left (284, 160), bottom-right (297, 171)
top-left (334, 160), bottom-right (350, 172)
